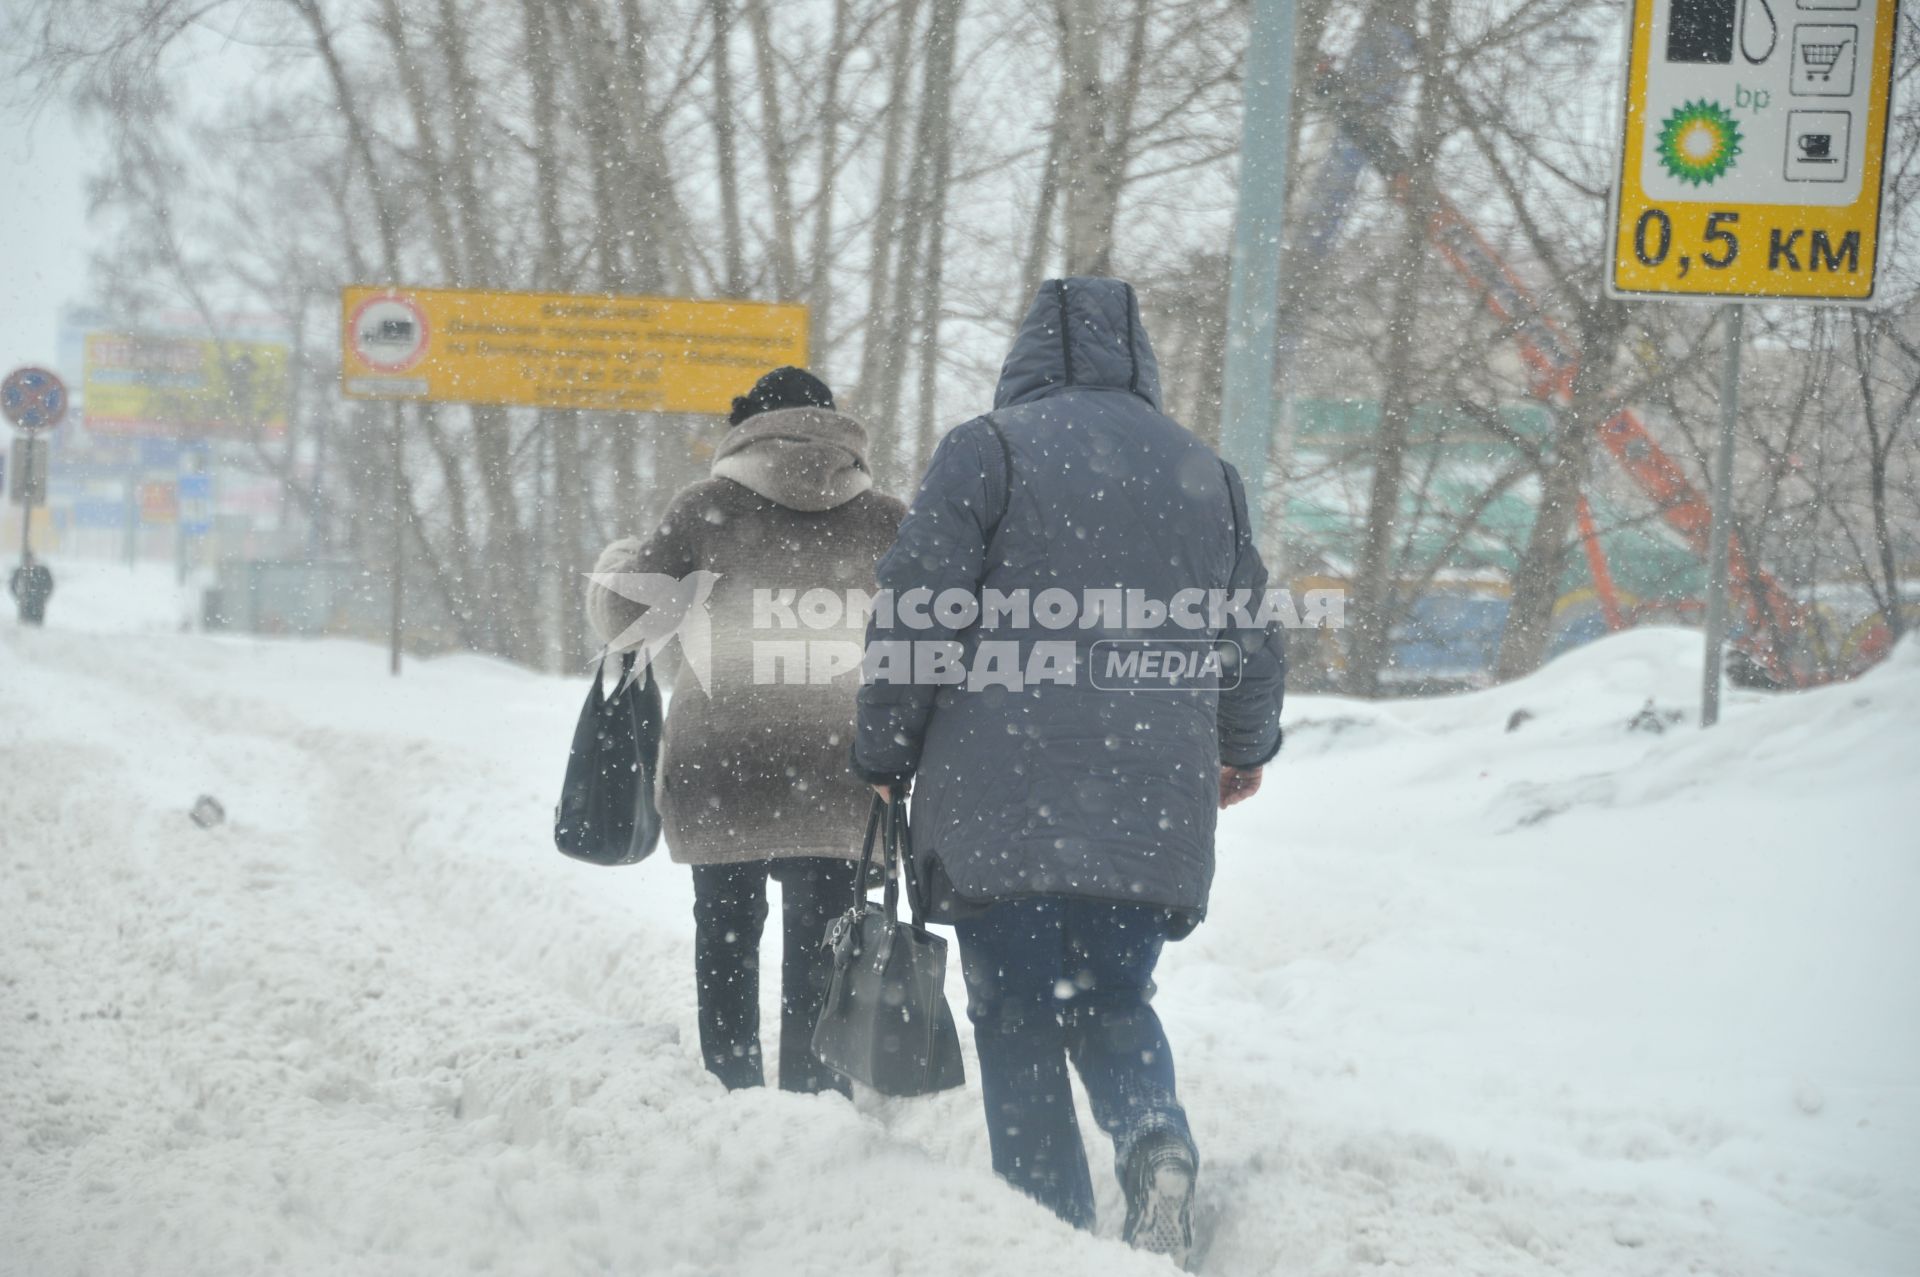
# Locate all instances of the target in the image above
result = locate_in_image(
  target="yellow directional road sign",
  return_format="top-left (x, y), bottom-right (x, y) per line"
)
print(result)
top-left (1610, 0), bottom-right (1901, 303)
top-left (340, 286), bottom-right (809, 414)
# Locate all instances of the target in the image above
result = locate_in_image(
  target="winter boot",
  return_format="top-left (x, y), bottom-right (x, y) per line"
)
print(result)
top-left (1122, 1131), bottom-right (1196, 1265)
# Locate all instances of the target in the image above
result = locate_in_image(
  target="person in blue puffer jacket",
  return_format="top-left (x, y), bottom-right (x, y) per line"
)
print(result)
top-left (853, 276), bottom-right (1286, 1260)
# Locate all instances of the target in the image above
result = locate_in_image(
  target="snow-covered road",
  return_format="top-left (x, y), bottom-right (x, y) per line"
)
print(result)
top-left (3, 565), bottom-right (1915, 1276)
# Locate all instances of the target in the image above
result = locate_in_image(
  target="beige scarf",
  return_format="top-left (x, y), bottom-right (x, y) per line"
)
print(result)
top-left (710, 407), bottom-right (874, 512)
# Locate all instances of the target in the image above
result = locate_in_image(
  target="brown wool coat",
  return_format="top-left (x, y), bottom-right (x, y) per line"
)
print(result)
top-left (586, 408), bottom-right (906, 865)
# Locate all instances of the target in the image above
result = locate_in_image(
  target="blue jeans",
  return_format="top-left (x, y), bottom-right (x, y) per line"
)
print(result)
top-left (955, 897), bottom-right (1195, 1229)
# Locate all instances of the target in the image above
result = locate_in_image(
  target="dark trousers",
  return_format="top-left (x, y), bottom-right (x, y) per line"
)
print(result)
top-left (690, 856), bottom-right (858, 1096)
top-left (956, 897), bottom-right (1194, 1229)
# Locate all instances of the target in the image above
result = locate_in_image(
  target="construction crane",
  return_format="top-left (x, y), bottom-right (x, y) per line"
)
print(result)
top-left (1300, 25), bottom-right (1814, 686)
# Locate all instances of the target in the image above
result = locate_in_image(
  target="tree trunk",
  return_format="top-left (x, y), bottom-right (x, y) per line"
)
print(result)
top-left (853, 0), bottom-right (927, 424)
top-left (807, 0), bottom-right (854, 375)
top-left (745, 0), bottom-right (800, 300)
top-left (1852, 315), bottom-right (1908, 642)
top-left (610, 0), bottom-right (696, 293)
top-left (708, 0), bottom-right (747, 295)
top-left (872, 0), bottom-right (959, 490)
top-left (527, 0), bottom-right (588, 666)
top-left (1344, 0), bottom-right (1444, 697)
top-left (1020, 109), bottom-right (1064, 302)
top-left (375, 0), bottom-right (464, 280)
top-left (1341, 231), bottom-right (1429, 696)
top-left (912, 0), bottom-right (966, 477)
top-left (432, 0), bottom-right (498, 283)
top-left (1495, 304), bottom-right (1626, 680)
top-left (1055, 0), bottom-right (1112, 275)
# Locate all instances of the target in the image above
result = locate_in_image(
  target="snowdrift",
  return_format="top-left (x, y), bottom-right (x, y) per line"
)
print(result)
top-left (2, 564), bottom-right (1914, 1276)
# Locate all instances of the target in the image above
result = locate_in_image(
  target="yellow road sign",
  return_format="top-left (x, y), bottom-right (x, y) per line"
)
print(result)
top-left (339, 286), bottom-right (809, 414)
top-left (1609, 0), bottom-right (1901, 303)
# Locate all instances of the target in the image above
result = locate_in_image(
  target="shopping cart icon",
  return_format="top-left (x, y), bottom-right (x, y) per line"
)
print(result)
top-left (1793, 25), bottom-right (1858, 96)
top-left (1802, 38), bottom-right (1850, 81)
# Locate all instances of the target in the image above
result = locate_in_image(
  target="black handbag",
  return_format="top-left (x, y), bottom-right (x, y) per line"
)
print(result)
top-left (553, 652), bottom-right (663, 866)
top-left (811, 795), bottom-right (965, 1096)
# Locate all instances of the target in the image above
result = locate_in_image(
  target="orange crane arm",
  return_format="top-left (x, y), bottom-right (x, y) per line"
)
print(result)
top-left (1319, 67), bottom-right (1811, 684)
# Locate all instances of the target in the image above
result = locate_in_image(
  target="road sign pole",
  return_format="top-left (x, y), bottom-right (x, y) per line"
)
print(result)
top-left (174, 476), bottom-right (188, 587)
top-left (390, 400), bottom-right (405, 676)
top-left (4, 368), bottom-right (66, 626)
top-left (1609, 0), bottom-right (1899, 698)
top-left (123, 477), bottom-right (138, 567)
top-left (1702, 303), bottom-right (1744, 728)
top-left (1218, 0), bottom-right (1298, 551)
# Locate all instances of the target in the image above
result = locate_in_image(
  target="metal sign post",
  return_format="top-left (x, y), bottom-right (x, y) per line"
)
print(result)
top-left (1702, 305), bottom-right (1744, 727)
top-left (390, 400), bottom-right (404, 677)
top-left (4, 366), bottom-right (68, 625)
top-left (1607, 0), bottom-right (1901, 727)
top-left (11, 440), bottom-right (41, 557)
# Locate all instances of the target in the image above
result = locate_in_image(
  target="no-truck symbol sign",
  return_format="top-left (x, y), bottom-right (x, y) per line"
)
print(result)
top-left (348, 292), bottom-right (431, 374)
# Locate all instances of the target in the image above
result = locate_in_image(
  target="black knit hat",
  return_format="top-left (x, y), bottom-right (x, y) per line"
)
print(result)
top-left (730, 366), bottom-right (835, 426)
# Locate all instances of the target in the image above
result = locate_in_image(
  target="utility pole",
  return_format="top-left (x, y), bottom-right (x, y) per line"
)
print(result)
top-left (1218, 0), bottom-right (1298, 552)
top-left (1701, 305), bottom-right (1743, 728)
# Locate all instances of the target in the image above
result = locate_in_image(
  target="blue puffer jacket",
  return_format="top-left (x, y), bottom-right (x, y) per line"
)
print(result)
top-left (853, 277), bottom-right (1285, 926)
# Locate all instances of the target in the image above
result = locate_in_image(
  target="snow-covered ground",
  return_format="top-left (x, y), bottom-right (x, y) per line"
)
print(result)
top-left (3, 562), bottom-right (1915, 1277)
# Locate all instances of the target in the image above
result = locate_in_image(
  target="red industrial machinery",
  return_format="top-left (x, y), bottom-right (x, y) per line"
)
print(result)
top-left (1313, 50), bottom-right (1817, 686)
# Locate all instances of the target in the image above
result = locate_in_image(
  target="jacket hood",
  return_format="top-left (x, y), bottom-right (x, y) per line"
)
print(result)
top-left (710, 406), bottom-right (874, 512)
top-left (993, 276), bottom-right (1163, 411)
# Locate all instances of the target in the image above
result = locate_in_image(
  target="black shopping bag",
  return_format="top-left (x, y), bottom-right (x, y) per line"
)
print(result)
top-left (553, 652), bottom-right (663, 866)
top-left (812, 795), bottom-right (965, 1096)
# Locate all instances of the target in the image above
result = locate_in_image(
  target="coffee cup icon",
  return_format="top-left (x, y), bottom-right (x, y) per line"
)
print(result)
top-left (1798, 132), bottom-right (1835, 161)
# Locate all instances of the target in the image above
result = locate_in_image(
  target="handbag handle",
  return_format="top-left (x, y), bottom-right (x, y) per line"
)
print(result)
top-left (889, 792), bottom-right (924, 928)
top-left (848, 794), bottom-right (918, 925)
top-left (881, 794), bottom-right (904, 923)
top-left (849, 796), bottom-right (886, 919)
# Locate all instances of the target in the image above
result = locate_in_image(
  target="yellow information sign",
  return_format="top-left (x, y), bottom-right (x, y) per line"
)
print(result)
top-left (84, 333), bottom-right (290, 438)
top-left (1610, 0), bottom-right (1900, 303)
top-left (339, 286), bottom-right (809, 414)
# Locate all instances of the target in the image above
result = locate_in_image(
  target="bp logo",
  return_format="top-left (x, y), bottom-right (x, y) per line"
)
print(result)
top-left (1657, 100), bottom-right (1742, 186)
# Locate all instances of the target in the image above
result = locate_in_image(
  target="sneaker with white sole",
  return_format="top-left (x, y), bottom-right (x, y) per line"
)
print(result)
top-left (1122, 1133), bottom-right (1196, 1265)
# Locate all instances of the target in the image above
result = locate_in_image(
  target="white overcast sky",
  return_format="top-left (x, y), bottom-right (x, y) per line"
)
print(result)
top-left (1, 94), bottom-right (96, 371)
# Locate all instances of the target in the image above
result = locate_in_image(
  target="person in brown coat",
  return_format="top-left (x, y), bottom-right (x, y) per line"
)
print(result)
top-left (586, 367), bottom-right (905, 1094)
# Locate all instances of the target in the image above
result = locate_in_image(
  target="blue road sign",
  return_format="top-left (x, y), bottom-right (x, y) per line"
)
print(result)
top-left (178, 473), bottom-right (213, 536)
top-left (74, 498), bottom-right (128, 529)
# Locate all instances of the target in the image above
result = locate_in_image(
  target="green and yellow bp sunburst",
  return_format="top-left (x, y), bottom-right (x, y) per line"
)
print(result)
top-left (1657, 100), bottom-right (1742, 186)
